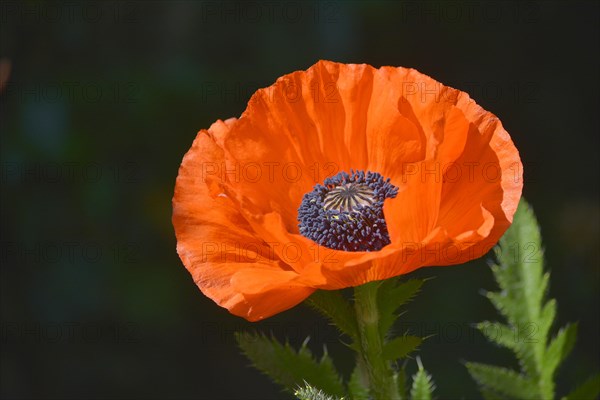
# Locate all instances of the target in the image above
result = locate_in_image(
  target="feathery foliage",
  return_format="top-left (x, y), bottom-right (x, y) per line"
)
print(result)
top-left (384, 335), bottom-right (423, 361)
top-left (466, 199), bottom-right (598, 400)
top-left (347, 362), bottom-right (370, 400)
top-left (410, 357), bottom-right (435, 400)
top-left (295, 382), bottom-right (345, 400)
top-left (235, 332), bottom-right (345, 397)
top-left (306, 290), bottom-right (360, 343)
top-left (237, 277), bottom-right (428, 399)
top-left (377, 278), bottom-right (425, 338)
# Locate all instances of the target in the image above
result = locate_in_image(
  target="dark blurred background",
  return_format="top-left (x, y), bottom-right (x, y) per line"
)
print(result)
top-left (1, 1), bottom-right (598, 399)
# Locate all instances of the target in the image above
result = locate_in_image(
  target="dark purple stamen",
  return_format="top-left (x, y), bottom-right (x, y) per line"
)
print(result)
top-left (298, 170), bottom-right (398, 252)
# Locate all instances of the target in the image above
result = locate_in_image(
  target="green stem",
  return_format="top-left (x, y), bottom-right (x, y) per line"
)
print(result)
top-left (354, 281), bottom-right (401, 400)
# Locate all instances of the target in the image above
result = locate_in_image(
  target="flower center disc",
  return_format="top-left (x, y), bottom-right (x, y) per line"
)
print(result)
top-left (323, 183), bottom-right (374, 212)
top-left (298, 170), bottom-right (398, 252)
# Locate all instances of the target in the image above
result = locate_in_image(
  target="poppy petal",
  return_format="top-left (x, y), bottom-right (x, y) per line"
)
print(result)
top-left (230, 268), bottom-right (315, 321)
top-left (173, 121), bottom-right (310, 319)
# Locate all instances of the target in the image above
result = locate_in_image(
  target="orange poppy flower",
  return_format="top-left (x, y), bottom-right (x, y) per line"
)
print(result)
top-left (172, 60), bottom-right (523, 321)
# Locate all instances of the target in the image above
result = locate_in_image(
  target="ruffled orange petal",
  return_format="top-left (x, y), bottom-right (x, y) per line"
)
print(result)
top-left (173, 121), bottom-right (313, 321)
top-left (384, 160), bottom-right (443, 245)
top-left (231, 268), bottom-right (315, 321)
top-left (437, 98), bottom-right (522, 249)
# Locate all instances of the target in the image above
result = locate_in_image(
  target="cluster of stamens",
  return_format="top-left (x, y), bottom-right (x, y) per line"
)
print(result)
top-left (298, 170), bottom-right (398, 252)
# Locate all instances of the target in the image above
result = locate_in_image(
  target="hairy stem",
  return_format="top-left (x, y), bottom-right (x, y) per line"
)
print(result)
top-left (354, 281), bottom-right (401, 400)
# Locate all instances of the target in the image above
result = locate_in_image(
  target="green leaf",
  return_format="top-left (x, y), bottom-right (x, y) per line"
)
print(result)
top-left (544, 323), bottom-right (578, 380)
top-left (307, 290), bottom-right (359, 343)
top-left (410, 358), bottom-right (435, 400)
top-left (377, 278), bottom-right (425, 338)
top-left (476, 321), bottom-right (517, 351)
top-left (235, 332), bottom-right (345, 397)
top-left (539, 298), bottom-right (557, 346)
top-left (475, 318), bottom-right (539, 380)
top-left (491, 201), bottom-right (547, 333)
top-left (563, 372), bottom-right (600, 400)
top-left (467, 199), bottom-right (583, 400)
top-left (348, 363), bottom-right (370, 400)
top-left (466, 363), bottom-right (537, 399)
top-left (487, 201), bottom-right (548, 380)
top-left (294, 382), bottom-right (344, 400)
top-left (383, 335), bottom-right (422, 361)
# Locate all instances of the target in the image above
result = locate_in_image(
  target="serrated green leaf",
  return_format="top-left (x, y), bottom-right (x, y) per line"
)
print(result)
top-left (307, 290), bottom-right (359, 343)
top-left (563, 372), bottom-right (600, 400)
top-left (466, 362), bottom-right (537, 399)
top-left (476, 321), bottom-right (516, 350)
top-left (410, 358), bottom-right (435, 400)
top-left (378, 278), bottom-right (425, 337)
top-left (384, 335), bottom-right (422, 360)
top-left (348, 363), bottom-right (369, 400)
top-left (294, 382), bottom-right (344, 400)
top-left (545, 323), bottom-right (578, 380)
top-left (485, 291), bottom-right (542, 380)
top-left (493, 201), bottom-right (546, 335)
top-left (468, 199), bottom-right (591, 400)
top-left (235, 332), bottom-right (345, 396)
top-left (467, 199), bottom-right (580, 400)
top-left (539, 298), bottom-right (557, 343)
top-left (477, 318), bottom-right (544, 385)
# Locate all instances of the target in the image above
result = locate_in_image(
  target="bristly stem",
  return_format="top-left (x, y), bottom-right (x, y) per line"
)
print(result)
top-left (354, 281), bottom-right (401, 400)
